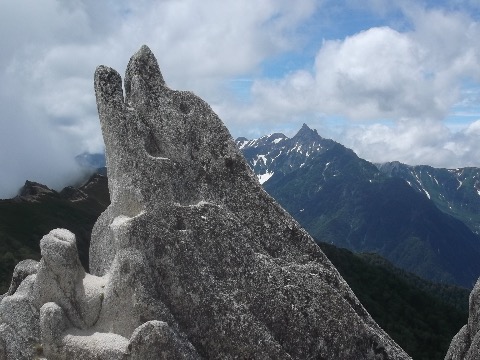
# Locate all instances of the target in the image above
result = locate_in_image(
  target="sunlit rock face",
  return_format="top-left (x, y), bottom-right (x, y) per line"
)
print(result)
top-left (0, 45), bottom-right (411, 360)
top-left (445, 278), bottom-right (480, 360)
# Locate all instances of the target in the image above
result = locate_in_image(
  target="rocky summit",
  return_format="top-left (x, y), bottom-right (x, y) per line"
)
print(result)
top-left (0, 45), bottom-right (411, 359)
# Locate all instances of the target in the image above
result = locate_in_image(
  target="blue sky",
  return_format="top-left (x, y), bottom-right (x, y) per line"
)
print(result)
top-left (1, 0), bottom-right (480, 197)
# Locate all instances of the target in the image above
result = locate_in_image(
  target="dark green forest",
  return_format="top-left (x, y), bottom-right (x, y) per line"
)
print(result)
top-left (319, 242), bottom-right (468, 359)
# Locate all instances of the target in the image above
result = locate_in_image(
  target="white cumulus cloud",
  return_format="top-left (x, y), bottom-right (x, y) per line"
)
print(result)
top-left (231, 4), bottom-right (480, 167)
top-left (0, 0), bottom-right (317, 198)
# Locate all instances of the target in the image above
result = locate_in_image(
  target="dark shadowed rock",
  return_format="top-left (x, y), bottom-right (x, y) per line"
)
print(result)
top-left (446, 278), bottom-right (480, 359)
top-left (0, 45), bottom-right (411, 359)
top-left (59, 186), bottom-right (88, 202)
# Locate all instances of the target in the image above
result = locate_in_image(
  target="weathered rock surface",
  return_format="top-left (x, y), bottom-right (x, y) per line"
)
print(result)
top-left (446, 278), bottom-right (480, 359)
top-left (0, 259), bottom-right (38, 301)
top-left (0, 45), bottom-right (411, 359)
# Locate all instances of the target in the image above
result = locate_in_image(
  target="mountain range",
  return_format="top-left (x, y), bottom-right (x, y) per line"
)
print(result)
top-left (69, 124), bottom-right (480, 288)
top-left (377, 161), bottom-right (480, 234)
top-left (237, 124), bottom-right (480, 288)
top-left (54, 124), bottom-right (480, 289)
top-left (0, 172), bottom-right (468, 360)
top-left (2, 124), bottom-right (478, 358)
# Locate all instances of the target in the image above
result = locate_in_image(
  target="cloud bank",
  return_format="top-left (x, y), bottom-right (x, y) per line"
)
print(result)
top-left (230, 3), bottom-right (480, 168)
top-left (0, 0), bottom-right (316, 198)
top-left (1, 0), bottom-right (480, 197)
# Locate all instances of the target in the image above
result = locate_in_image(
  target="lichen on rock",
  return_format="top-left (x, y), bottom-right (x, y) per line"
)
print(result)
top-left (0, 45), bottom-right (411, 359)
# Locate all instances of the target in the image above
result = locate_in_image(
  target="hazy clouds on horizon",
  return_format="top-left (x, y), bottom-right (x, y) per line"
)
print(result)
top-left (1, 0), bottom-right (480, 198)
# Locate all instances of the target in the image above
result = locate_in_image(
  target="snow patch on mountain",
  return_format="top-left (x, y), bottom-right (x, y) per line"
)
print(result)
top-left (235, 124), bottom-right (339, 185)
top-left (258, 172), bottom-right (274, 184)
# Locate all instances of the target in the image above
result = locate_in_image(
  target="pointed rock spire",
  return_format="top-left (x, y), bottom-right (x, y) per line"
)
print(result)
top-left (89, 45), bottom-right (411, 359)
top-left (124, 45), bottom-right (165, 107)
top-left (292, 123), bottom-right (321, 141)
top-left (0, 46), bottom-right (411, 360)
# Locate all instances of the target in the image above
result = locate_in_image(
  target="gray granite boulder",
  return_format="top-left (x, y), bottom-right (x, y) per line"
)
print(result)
top-left (0, 259), bottom-right (38, 301)
top-left (0, 273), bottom-right (40, 359)
top-left (0, 45), bottom-right (411, 359)
top-left (445, 278), bottom-right (480, 359)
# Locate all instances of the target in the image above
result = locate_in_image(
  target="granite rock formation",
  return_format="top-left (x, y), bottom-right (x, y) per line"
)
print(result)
top-left (446, 278), bottom-right (480, 359)
top-left (0, 45), bottom-right (411, 359)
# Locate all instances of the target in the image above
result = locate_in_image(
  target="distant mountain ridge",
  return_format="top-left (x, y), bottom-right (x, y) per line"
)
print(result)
top-left (237, 125), bottom-right (480, 288)
top-left (75, 152), bottom-right (106, 170)
top-left (236, 124), bottom-right (338, 184)
top-left (68, 125), bottom-right (480, 287)
top-left (377, 161), bottom-right (480, 234)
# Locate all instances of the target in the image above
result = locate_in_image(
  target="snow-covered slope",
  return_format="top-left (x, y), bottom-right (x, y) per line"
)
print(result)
top-left (238, 125), bottom-right (480, 288)
top-left (236, 124), bottom-right (336, 184)
top-left (378, 162), bottom-right (480, 234)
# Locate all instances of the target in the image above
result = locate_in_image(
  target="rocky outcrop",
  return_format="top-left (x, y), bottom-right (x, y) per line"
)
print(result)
top-left (14, 181), bottom-right (55, 203)
top-left (446, 278), bottom-right (480, 359)
top-left (0, 45), bottom-right (411, 359)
